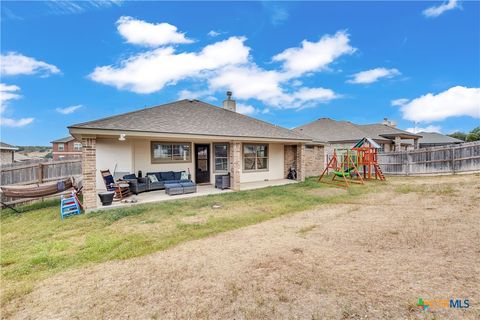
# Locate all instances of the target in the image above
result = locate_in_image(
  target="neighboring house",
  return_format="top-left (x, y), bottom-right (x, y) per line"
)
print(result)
top-left (415, 132), bottom-right (464, 148)
top-left (14, 153), bottom-right (42, 162)
top-left (68, 94), bottom-right (311, 210)
top-left (0, 142), bottom-right (18, 165)
top-left (51, 136), bottom-right (83, 160)
top-left (294, 118), bottom-right (422, 153)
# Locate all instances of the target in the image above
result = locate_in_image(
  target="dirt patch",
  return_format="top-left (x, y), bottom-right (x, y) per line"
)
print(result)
top-left (308, 187), bottom-right (347, 197)
top-left (3, 175), bottom-right (479, 319)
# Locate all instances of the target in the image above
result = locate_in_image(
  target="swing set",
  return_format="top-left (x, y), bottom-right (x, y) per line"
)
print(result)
top-left (318, 137), bottom-right (386, 188)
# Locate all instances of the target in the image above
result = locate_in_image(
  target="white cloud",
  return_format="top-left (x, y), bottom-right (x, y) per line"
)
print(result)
top-left (207, 30), bottom-right (221, 37)
top-left (91, 23), bottom-right (348, 109)
top-left (56, 104), bottom-right (82, 114)
top-left (391, 98), bottom-right (409, 107)
top-left (0, 52), bottom-right (60, 77)
top-left (423, 0), bottom-right (459, 18)
top-left (90, 36), bottom-right (250, 93)
top-left (272, 31), bottom-right (356, 76)
top-left (116, 16), bottom-right (193, 47)
top-left (347, 67), bottom-right (401, 84)
top-left (236, 103), bottom-right (258, 115)
top-left (405, 125), bottom-right (442, 134)
top-left (45, 0), bottom-right (123, 15)
top-left (397, 86), bottom-right (480, 122)
top-left (0, 83), bottom-right (21, 113)
top-left (1, 117), bottom-right (34, 127)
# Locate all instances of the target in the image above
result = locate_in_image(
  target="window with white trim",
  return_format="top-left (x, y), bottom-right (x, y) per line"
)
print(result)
top-left (58, 143), bottom-right (65, 151)
top-left (243, 144), bottom-right (268, 171)
top-left (151, 142), bottom-right (191, 163)
top-left (214, 143), bottom-right (229, 172)
top-left (74, 142), bottom-right (82, 151)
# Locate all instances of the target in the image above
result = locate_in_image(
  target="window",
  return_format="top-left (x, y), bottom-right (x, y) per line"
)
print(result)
top-left (74, 142), bottom-right (82, 151)
top-left (243, 144), bottom-right (268, 171)
top-left (151, 142), bottom-right (191, 163)
top-left (214, 143), bottom-right (229, 172)
top-left (58, 143), bottom-right (64, 151)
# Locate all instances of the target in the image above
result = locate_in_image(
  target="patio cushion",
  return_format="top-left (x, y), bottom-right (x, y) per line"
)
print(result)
top-left (160, 171), bottom-right (175, 181)
top-left (147, 174), bottom-right (159, 183)
top-left (123, 173), bottom-right (137, 180)
top-left (173, 171), bottom-right (182, 181)
top-left (162, 179), bottom-right (181, 185)
top-left (180, 171), bottom-right (189, 180)
top-left (180, 182), bottom-right (196, 187)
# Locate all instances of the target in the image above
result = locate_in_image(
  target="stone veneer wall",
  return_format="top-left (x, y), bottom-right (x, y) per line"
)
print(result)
top-left (283, 144), bottom-right (305, 181)
top-left (284, 145), bottom-right (296, 178)
top-left (82, 137), bottom-right (97, 210)
top-left (229, 142), bottom-right (241, 191)
top-left (304, 145), bottom-right (325, 177)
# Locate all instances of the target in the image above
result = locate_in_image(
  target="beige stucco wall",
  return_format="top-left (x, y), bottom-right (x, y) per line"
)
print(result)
top-left (240, 143), bottom-right (284, 183)
top-left (133, 139), bottom-right (196, 180)
top-left (96, 139), bottom-right (133, 188)
top-left (95, 138), bottom-right (286, 188)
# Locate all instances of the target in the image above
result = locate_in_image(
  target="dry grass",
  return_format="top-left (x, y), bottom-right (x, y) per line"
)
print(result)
top-left (2, 174), bottom-right (480, 319)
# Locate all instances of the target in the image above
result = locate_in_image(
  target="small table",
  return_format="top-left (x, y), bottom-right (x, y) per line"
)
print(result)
top-left (114, 183), bottom-right (131, 200)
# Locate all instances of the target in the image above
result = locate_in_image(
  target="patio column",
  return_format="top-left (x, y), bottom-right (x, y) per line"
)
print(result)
top-left (394, 136), bottom-right (402, 151)
top-left (229, 142), bottom-right (241, 191)
top-left (82, 137), bottom-right (97, 210)
top-left (296, 143), bottom-right (305, 182)
top-left (414, 138), bottom-right (419, 149)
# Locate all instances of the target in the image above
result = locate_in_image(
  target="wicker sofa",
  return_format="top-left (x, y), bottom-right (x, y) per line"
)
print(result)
top-left (123, 171), bottom-right (192, 195)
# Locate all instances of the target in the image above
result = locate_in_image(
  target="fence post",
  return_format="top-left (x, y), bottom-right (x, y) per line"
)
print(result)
top-left (451, 147), bottom-right (456, 174)
top-left (405, 152), bottom-right (410, 176)
top-left (37, 163), bottom-right (44, 183)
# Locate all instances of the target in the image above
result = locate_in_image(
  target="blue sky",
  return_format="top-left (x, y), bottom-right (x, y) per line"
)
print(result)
top-left (1, 0), bottom-right (479, 146)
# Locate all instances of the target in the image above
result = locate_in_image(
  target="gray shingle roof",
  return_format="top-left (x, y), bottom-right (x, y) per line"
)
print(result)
top-left (69, 99), bottom-right (309, 141)
top-left (51, 136), bottom-right (75, 143)
top-left (417, 132), bottom-right (464, 144)
top-left (359, 124), bottom-right (421, 139)
top-left (293, 118), bottom-right (390, 143)
top-left (0, 141), bottom-right (18, 150)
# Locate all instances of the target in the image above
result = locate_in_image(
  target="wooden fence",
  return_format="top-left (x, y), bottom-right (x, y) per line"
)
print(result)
top-left (377, 141), bottom-right (480, 175)
top-left (1, 159), bottom-right (82, 186)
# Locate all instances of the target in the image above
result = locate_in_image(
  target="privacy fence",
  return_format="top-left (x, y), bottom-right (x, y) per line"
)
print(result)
top-left (1, 159), bottom-right (82, 186)
top-left (377, 141), bottom-right (480, 175)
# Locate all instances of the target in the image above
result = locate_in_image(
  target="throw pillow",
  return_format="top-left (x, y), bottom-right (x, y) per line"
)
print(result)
top-left (180, 171), bottom-right (189, 180)
top-left (148, 174), bottom-right (159, 183)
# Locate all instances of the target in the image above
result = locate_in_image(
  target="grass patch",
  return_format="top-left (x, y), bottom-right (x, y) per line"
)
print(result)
top-left (297, 224), bottom-right (317, 236)
top-left (1, 177), bottom-right (376, 305)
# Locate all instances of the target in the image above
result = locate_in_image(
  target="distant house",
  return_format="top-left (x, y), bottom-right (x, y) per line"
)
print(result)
top-left (416, 132), bottom-right (464, 148)
top-left (0, 142), bottom-right (18, 165)
top-left (51, 136), bottom-right (83, 160)
top-left (294, 118), bottom-right (422, 153)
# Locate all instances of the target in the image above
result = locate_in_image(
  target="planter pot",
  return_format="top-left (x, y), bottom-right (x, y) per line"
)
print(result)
top-left (98, 191), bottom-right (115, 206)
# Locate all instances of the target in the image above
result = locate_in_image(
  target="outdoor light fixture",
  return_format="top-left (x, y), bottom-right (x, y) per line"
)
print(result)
top-left (119, 134), bottom-right (126, 141)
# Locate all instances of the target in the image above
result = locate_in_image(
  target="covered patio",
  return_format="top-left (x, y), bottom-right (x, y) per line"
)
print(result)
top-left (94, 179), bottom-right (297, 211)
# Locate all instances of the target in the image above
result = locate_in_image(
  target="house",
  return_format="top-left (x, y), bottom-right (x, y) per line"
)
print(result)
top-left (294, 118), bottom-right (422, 153)
top-left (415, 131), bottom-right (464, 148)
top-left (68, 94), bottom-right (311, 210)
top-left (0, 142), bottom-right (18, 165)
top-left (51, 136), bottom-right (83, 160)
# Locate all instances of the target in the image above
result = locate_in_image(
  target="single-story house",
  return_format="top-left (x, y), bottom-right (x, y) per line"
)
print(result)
top-left (51, 136), bottom-right (83, 160)
top-left (0, 142), bottom-right (18, 164)
top-left (68, 94), bottom-right (311, 210)
top-left (294, 118), bottom-right (422, 152)
top-left (415, 131), bottom-right (464, 148)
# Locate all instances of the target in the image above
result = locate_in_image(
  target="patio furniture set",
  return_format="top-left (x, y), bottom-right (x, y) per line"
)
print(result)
top-left (98, 169), bottom-right (203, 206)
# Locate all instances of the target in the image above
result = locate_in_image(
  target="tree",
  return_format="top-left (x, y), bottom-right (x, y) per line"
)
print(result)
top-left (448, 131), bottom-right (466, 141)
top-left (466, 126), bottom-right (480, 142)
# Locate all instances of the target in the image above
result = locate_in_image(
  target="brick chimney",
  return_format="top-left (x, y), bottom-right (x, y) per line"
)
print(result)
top-left (223, 91), bottom-right (236, 112)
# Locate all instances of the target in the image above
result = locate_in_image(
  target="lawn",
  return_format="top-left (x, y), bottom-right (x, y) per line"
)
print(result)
top-left (0, 177), bottom-right (377, 306)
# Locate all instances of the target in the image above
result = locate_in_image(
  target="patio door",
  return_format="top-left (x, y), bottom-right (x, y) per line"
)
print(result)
top-left (195, 144), bottom-right (210, 184)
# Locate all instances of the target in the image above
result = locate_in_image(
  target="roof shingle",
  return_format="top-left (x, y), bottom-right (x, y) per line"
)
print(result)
top-left (69, 99), bottom-right (309, 141)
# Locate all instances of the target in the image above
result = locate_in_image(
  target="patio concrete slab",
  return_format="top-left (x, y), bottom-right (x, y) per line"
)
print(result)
top-left (93, 179), bottom-right (297, 212)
